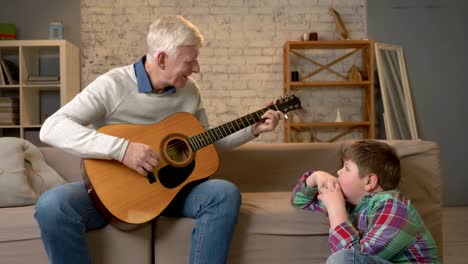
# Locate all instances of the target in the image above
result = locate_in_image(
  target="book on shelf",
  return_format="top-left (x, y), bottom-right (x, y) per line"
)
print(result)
top-left (0, 59), bottom-right (18, 85)
top-left (0, 97), bottom-right (19, 125)
top-left (0, 50), bottom-right (4, 85)
top-left (0, 110), bottom-right (19, 125)
top-left (0, 121), bottom-right (19, 125)
top-left (0, 61), bottom-right (5, 85)
top-left (0, 96), bottom-right (19, 102)
top-left (26, 75), bottom-right (60, 85)
top-left (0, 119), bottom-right (19, 126)
top-left (0, 112), bottom-right (19, 118)
top-left (28, 75), bottom-right (59, 81)
top-left (0, 97), bottom-right (19, 107)
top-left (0, 106), bottom-right (19, 114)
top-left (26, 80), bottom-right (60, 85)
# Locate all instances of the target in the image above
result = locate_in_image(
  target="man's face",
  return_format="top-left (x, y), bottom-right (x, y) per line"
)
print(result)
top-left (163, 45), bottom-right (200, 88)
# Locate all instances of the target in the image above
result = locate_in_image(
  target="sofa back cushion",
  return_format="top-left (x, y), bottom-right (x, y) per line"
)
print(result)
top-left (0, 137), bottom-right (66, 207)
top-left (39, 147), bottom-right (83, 182)
top-left (214, 142), bottom-right (342, 192)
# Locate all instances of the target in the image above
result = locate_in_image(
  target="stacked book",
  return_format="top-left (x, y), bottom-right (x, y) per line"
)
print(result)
top-left (0, 97), bottom-right (19, 125)
top-left (26, 75), bottom-right (60, 85)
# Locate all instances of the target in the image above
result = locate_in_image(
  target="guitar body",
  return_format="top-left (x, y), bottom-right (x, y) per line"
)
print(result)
top-left (83, 112), bottom-right (219, 230)
top-left (82, 94), bottom-right (302, 230)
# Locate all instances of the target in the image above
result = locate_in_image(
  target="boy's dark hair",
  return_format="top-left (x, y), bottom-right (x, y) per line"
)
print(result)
top-left (340, 140), bottom-right (400, 190)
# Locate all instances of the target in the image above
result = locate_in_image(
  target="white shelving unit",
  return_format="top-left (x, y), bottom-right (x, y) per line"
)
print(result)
top-left (0, 40), bottom-right (80, 142)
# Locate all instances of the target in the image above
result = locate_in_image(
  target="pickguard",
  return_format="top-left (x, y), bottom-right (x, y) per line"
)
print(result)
top-left (158, 160), bottom-right (196, 188)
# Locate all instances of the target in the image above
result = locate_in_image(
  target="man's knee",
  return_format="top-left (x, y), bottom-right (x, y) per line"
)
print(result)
top-left (35, 188), bottom-right (62, 227)
top-left (34, 183), bottom-right (82, 226)
top-left (206, 179), bottom-right (241, 208)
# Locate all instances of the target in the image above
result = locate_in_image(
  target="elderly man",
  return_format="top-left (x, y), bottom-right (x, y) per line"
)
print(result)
top-left (35, 15), bottom-right (284, 264)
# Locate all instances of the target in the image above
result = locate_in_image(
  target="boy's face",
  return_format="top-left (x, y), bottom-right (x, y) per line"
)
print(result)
top-left (337, 159), bottom-right (369, 205)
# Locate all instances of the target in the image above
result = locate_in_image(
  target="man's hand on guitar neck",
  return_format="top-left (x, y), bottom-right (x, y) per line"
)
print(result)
top-left (251, 109), bottom-right (285, 137)
top-left (122, 142), bottom-right (160, 176)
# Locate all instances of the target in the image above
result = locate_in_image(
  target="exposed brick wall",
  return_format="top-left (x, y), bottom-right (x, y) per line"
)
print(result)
top-left (81, 0), bottom-right (367, 143)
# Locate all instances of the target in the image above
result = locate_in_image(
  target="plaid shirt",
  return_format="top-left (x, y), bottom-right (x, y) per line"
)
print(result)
top-left (291, 170), bottom-right (441, 263)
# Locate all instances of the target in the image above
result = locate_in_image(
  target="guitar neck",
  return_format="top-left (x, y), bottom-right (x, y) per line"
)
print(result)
top-left (188, 105), bottom-right (277, 151)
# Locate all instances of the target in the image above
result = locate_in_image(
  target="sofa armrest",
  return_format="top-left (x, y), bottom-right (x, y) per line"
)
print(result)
top-left (389, 140), bottom-right (443, 255)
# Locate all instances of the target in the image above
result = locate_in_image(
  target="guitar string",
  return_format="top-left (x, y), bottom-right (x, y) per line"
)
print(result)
top-left (152, 99), bottom-right (298, 152)
top-left (160, 107), bottom-right (272, 151)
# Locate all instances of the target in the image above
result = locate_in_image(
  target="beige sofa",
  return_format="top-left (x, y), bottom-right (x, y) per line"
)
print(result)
top-left (0, 140), bottom-right (443, 263)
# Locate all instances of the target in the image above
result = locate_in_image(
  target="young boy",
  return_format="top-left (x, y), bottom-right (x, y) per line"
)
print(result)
top-left (291, 140), bottom-right (440, 263)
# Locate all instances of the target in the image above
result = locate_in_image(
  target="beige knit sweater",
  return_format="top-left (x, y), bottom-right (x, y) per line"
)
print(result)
top-left (40, 64), bottom-right (254, 162)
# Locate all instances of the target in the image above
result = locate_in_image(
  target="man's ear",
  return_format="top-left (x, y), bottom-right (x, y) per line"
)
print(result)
top-left (156, 52), bottom-right (166, 70)
top-left (364, 173), bottom-right (380, 192)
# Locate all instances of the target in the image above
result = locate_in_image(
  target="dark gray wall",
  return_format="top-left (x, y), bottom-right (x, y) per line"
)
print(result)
top-left (0, 0), bottom-right (80, 46)
top-left (368, 0), bottom-right (468, 206)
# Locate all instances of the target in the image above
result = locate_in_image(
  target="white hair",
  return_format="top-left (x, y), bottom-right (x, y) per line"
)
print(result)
top-left (146, 16), bottom-right (204, 61)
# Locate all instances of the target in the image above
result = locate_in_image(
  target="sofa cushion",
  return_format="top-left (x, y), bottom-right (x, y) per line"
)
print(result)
top-left (0, 205), bottom-right (40, 242)
top-left (154, 191), bottom-right (331, 264)
top-left (0, 205), bottom-right (49, 264)
top-left (155, 191), bottom-right (329, 236)
top-left (87, 223), bottom-right (153, 264)
top-left (0, 203), bottom-right (153, 264)
top-left (0, 138), bottom-right (66, 207)
top-left (240, 192), bottom-right (329, 235)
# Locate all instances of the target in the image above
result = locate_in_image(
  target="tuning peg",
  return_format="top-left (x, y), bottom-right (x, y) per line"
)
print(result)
top-left (284, 114), bottom-right (289, 120)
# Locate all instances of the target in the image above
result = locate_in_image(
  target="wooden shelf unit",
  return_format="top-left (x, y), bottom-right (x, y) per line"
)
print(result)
top-left (283, 40), bottom-right (375, 142)
top-left (0, 40), bottom-right (80, 141)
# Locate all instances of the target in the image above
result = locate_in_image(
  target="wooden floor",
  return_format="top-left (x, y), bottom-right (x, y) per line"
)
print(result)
top-left (443, 206), bottom-right (468, 263)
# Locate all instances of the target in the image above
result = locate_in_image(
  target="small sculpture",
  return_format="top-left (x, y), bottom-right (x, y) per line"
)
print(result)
top-left (329, 7), bottom-right (349, 40)
top-left (347, 65), bottom-right (362, 81)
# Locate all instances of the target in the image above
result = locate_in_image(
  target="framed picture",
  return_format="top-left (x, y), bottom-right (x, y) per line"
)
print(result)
top-left (375, 43), bottom-right (418, 140)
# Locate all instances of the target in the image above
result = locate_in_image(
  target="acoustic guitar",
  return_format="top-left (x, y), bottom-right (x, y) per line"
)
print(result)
top-left (83, 95), bottom-right (302, 230)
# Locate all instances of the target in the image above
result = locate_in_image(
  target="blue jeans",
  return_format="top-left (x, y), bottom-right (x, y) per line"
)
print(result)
top-left (34, 179), bottom-right (241, 264)
top-left (326, 249), bottom-right (393, 264)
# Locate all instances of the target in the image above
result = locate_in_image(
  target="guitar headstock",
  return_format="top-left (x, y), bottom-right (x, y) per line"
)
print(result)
top-left (274, 94), bottom-right (302, 114)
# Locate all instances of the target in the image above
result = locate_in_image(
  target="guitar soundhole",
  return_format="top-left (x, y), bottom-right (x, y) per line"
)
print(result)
top-left (158, 133), bottom-right (196, 189)
top-left (167, 138), bottom-right (189, 162)
top-left (160, 133), bottom-right (195, 167)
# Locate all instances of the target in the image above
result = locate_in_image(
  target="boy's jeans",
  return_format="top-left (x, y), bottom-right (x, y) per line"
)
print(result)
top-left (327, 249), bottom-right (393, 264)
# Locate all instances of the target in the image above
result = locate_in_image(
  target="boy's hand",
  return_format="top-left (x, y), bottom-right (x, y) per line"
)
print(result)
top-left (316, 171), bottom-right (339, 188)
top-left (318, 180), bottom-right (348, 229)
top-left (318, 180), bottom-right (345, 209)
top-left (306, 171), bottom-right (338, 188)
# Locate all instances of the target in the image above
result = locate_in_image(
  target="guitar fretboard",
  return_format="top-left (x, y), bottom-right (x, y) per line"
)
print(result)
top-left (188, 105), bottom-right (276, 151)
